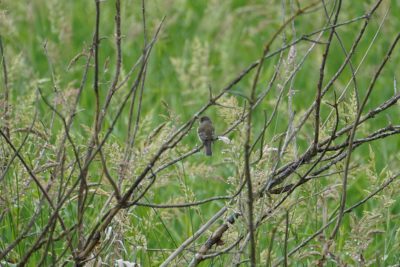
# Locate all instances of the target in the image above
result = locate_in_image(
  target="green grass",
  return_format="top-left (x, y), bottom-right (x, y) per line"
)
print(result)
top-left (1, 0), bottom-right (400, 266)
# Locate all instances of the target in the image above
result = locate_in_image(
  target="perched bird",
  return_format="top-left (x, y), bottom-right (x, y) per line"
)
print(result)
top-left (197, 116), bottom-right (215, 156)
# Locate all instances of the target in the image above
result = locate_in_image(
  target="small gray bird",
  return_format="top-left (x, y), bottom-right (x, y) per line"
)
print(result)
top-left (197, 116), bottom-right (215, 156)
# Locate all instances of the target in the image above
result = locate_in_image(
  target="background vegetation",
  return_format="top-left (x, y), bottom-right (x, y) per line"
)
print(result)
top-left (1, 0), bottom-right (400, 266)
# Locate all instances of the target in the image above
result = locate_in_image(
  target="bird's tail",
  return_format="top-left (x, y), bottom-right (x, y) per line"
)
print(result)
top-left (204, 141), bottom-right (212, 156)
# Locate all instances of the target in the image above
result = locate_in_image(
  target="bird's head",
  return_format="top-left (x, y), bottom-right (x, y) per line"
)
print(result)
top-left (199, 116), bottom-right (211, 123)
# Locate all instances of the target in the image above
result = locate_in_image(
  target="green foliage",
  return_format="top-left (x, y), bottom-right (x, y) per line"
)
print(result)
top-left (1, 0), bottom-right (400, 266)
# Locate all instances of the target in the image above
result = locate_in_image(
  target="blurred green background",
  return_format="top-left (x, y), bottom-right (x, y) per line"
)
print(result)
top-left (1, 0), bottom-right (400, 266)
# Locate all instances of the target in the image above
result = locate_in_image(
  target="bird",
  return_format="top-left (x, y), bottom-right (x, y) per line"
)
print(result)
top-left (197, 116), bottom-right (215, 156)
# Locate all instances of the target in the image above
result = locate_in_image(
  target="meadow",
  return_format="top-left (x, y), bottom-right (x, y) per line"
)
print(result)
top-left (1, 0), bottom-right (400, 266)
